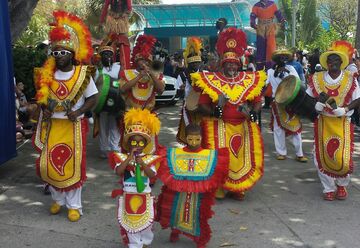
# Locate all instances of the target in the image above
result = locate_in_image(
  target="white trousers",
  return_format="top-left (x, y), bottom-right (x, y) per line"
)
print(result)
top-left (273, 116), bottom-right (303, 157)
top-left (313, 157), bottom-right (351, 193)
top-left (127, 225), bottom-right (154, 248)
top-left (99, 112), bottom-right (120, 152)
top-left (49, 186), bottom-right (83, 214)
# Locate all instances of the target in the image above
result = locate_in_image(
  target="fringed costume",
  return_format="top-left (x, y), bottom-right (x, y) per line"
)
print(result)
top-left (157, 147), bottom-right (229, 248)
top-left (191, 28), bottom-right (266, 194)
top-left (33, 11), bottom-right (97, 218)
top-left (100, 0), bottom-right (132, 69)
top-left (250, 0), bottom-right (286, 69)
top-left (109, 108), bottom-right (165, 247)
top-left (306, 41), bottom-right (360, 197)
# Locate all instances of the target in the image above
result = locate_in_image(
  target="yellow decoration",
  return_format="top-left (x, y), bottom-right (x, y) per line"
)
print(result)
top-left (183, 37), bottom-right (202, 66)
top-left (129, 195), bottom-right (144, 213)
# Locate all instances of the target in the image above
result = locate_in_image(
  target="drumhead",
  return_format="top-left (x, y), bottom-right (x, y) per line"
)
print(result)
top-left (275, 75), bottom-right (301, 105)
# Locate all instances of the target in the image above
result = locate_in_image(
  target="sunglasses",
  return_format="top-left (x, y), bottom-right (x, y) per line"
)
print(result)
top-left (51, 50), bottom-right (72, 57)
top-left (130, 140), bottom-right (145, 147)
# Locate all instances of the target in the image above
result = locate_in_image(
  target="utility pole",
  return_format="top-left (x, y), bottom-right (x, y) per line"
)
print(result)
top-left (292, 0), bottom-right (298, 48)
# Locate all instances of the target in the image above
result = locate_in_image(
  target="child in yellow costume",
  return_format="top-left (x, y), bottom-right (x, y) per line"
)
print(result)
top-left (157, 124), bottom-right (229, 248)
top-left (109, 108), bottom-right (164, 248)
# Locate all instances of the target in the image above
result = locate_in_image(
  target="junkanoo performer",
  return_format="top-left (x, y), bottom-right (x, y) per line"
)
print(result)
top-left (307, 42), bottom-right (360, 201)
top-left (250, 0), bottom-right (286, 69)
top-left (157, 124), bottom-right (228, 248)
top-left (191, 28), bottom-right (266, 200)
top-left (94, 44), bottom-right (122, 158)
top-left (177, 37), bottom-right (204, 144)
top-left (267, 49), bottom-right (308, 162)
top-left (119, 34), bottom-right (165, 154)
top-left (33, 11), bottom-right (98, 221)
top-left (100, 0), bottom-right (132, 69)
top-left (109, 108), bottom-right (164, 248)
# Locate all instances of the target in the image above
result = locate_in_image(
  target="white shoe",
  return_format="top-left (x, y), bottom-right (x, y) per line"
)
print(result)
top-left (88, 117), bottom-right (94, 124)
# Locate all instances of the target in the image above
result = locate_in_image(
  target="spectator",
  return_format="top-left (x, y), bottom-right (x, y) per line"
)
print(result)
top-left (308, 48), bottom-right (320, 74)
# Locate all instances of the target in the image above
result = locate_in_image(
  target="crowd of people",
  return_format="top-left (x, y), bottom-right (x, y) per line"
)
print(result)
top-left (20, 4), bottom-right (360, 248)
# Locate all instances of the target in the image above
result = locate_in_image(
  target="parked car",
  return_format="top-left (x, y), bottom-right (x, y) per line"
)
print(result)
top-left (156, 75), bottom-right (180, 105)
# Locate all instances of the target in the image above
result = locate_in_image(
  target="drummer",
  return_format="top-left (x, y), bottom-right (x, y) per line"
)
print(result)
top-left (95, 44), bottom-right (121, 158)
top-left (306, 44), bottom-right (360, 201)
top-left (266, 49), bottom-right (308, 162)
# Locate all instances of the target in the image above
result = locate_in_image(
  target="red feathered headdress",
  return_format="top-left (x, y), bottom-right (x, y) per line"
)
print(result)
top-left (330, 41), bottom-right (355, 60)
top-left (49, 11), bottom-right (93, 63)
top-left (216, 27), bottom-right (247, 65)
top-left (131, 34), bottom-right (156, 65)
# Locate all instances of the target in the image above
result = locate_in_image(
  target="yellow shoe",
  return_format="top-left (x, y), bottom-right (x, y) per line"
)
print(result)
top-left (68, 209), bottom-right (81, 222)
top-left (50, 203), bottom-right (61, 215)
top-left (215, 187), bottom-right (225, 199)
top-left (276, 155), bottom-right (287, 160)
top-left (296, 156), bottom-right (308, 163)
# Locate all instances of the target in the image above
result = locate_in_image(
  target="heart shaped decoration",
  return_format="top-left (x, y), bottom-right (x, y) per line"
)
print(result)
top-left (326, 137), bottom-right (340, 160)
top-left (230, 134), bottom-right (243, 158)
top-left (50, 144), bottom-right (72, 176)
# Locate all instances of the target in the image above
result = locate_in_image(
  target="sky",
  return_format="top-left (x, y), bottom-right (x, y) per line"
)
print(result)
top-left (162, 0), bottom-right (231, 4)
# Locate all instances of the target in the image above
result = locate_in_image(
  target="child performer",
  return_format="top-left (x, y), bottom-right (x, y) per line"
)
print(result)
top-left (157, 124), bottom-right (229, 248)
top-left (109, 108), bottom-right (164, 248)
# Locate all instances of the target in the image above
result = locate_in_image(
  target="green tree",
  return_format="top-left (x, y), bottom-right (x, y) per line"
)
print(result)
top-left (356, 0), bottom-right (360, 51)
top-left (299, 0), bottom-right (320, 46)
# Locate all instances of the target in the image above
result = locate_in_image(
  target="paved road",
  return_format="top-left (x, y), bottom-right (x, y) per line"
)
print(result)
top-left (1, 103), bottom-right (360, 248)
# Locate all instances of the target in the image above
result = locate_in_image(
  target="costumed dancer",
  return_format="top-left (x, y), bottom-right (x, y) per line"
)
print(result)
top-left (100, 0), bottom-right (132, 69)
top-left (267, 49), bottom-right (308, 162)
top-left (93, 44), bottom-right (124, 158)
top-left (177, 37), bottom-right (204, 144)
top-left (250, 0), bottom-right (286, 69)
top-left (191, 28), bottom-right (266, 200)
top-left (157, 124), bottom-right (229, 248)
top-left (306, 42), bottom-right (360, 201)
top-left (33, 11), bottom-right (97, 221)
top-left (109, 108), bottom-right (164, 248)
top-left (119, 34), bottom-right (165, 154)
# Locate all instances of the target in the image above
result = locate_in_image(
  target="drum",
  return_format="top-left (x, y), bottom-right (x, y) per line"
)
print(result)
top-left (94, 73), bottom-right (125, 115)
top-left (275, 75), bottom-right (318, 122)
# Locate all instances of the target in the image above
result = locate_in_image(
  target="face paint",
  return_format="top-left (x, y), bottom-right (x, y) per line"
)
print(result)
top-left (128, 135), bottom-right (147, 153)
top-left (186, 134), bottom-right (202, 150)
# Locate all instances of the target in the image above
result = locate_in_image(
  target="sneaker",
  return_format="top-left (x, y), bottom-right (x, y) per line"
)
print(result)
top-left (296, 156), bottom-right (308, 163)
top-left (323, 192), bottom-right (335, 201)
top-left (68, 209), bottom-right (81, 222)
top-left (276, 155), bottom-right (287, 160)
top-left (229, 191), bottom-right (245, 201)
top-left (170, 231), bottom-right (179, 243)
top-left (336, 186), bottom-right (348, 200)
top-left (50, 202), bottom-right (61, 214)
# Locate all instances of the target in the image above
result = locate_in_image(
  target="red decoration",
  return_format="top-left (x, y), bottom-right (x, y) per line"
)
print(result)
top-left (326, 138), bottom-right (340, 160)
top-left (229, 134), bottom-right (243, 158)
top-left (50, 144), bottom-right (72, 176)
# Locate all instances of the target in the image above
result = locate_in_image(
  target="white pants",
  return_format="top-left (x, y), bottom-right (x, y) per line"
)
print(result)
top-left (49, 186), bottom-right (83, 214)
top-left (273, 117), bottom-right (303, 157)
top-left (99, 112), bottom-right (120, 153)
top-left (314, 157), bottom-right (351, 193)
top-left (127, 225), bottom-right (154, 248)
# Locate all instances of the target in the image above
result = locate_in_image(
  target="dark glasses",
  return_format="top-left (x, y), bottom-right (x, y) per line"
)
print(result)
top-left (51, 50), bottom-right (72, 57)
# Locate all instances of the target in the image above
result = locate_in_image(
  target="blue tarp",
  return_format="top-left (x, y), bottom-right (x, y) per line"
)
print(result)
top-left (0, 2), bottom-right (17, 165)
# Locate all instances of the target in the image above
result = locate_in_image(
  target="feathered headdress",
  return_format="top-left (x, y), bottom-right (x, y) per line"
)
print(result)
top-left (216, 27), bottom-right (247, 65)
top-left (183, 37), bottom-right (202, 66)
top-left (330, 41), bottom-right (355, 60)
top-left (99, 38), bottom-right (115, 54)
top-left (49, 11), bottom-right (93, 63)
top-left (131, 34), bottom-right (157, 66)
top-left (123, 108), bottom-right (161, 149)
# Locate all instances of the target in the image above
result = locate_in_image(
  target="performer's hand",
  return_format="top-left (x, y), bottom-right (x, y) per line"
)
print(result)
top-left (249, 110), bottom-right (258, 122)
top-left (213, 106), bottom-right (223, 118)
top-left (67, 109), bottom-right (81, 122)
top-left (42, 108), bottom-right (53, 120)
top-left (333, 107), bottom-right (346, 117)
top-left (135, 156), bottom-right (145, 167)
top-left (315, 102), bottom-right (326, 112)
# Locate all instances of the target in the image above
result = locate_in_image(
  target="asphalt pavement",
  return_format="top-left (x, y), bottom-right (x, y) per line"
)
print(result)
top-left (1, 103), bottom-right (360, 248)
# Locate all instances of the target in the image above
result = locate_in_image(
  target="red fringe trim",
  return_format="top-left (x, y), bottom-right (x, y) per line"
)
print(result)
top-left (271, 102), bottom-right (302, 136)
top-left (157, 186), bottom-right (215, 247)
top-left (314, 117), bottom-right (354, 178)
top-left (157, 148), bottom-right (229, 193)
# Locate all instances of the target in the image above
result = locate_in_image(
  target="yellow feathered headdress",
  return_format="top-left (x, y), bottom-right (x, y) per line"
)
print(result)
top-left (123, 108), bottom-right (161, 149)
top-left (183, 37), bottom-right (202, 66)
